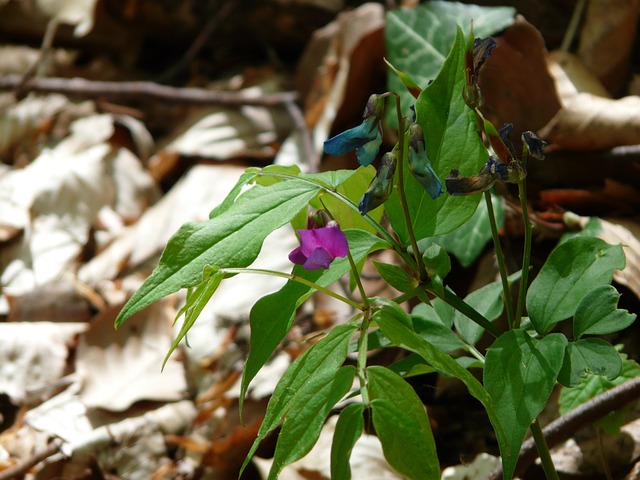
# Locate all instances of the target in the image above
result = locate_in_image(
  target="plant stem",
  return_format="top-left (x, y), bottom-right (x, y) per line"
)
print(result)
top-left (430, 285), bottom-right (503, 338)
top-left (514, 166), bottom-right (532, 329)
top-left (484, 190), bottom-right (515, 329)
top-left (530, 419), bottom-right (559, 480)
top-left (220, 267), bottom-right (364, 310)
top-left (347, 250), bottom-right (370, 310)
top-left (357, 309), bottom-right (371, 404)
top-left (392, 95), bottom-right (427, 281)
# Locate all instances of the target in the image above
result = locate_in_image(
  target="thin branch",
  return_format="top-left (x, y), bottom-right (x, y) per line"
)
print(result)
top-left (489, 377), bottom-right (640, 480)
top-left (0, 74), bottom-right (298, 107)
top-left (0, 439), bottom-right (63, 480)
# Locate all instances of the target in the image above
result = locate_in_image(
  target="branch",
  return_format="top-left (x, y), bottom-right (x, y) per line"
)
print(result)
top-left (0, 74), bottom-right (298, 107)
top-left (489, 377), bottom-right (640, 479)
top-left (0, 439), bottom-right (63, 480)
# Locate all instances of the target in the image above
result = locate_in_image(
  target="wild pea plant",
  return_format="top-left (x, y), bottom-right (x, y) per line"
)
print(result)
top-left (115, 26), bottom-right (636, 480)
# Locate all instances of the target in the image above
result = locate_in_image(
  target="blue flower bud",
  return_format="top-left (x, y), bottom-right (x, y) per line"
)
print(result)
top-left (407, 124), bottom-right (443, 199)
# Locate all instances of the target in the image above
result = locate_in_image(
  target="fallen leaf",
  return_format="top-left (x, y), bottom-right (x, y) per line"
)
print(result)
top-left (577, 0), bottom-right (640, 95)
top-left (478, 16), bottom-right (561, 136)
top-left (0, 322), bottom-right (87, 403)
top-left (546, 50), bottom-right (611, 101)
top-left (539, 93), bottom-right (640, 151)
top-left (75, 298), bottom-right (187, 411)
top-left (36, 0), bottom-right (98, 36)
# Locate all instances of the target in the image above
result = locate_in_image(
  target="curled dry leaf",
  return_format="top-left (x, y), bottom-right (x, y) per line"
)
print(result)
top-left (36, 0), bottom-right (98, 36)
top-left (0, 322), bottom-right (87, 403)
top-left (546, 50), bottom-right (611, 102)
top-left (0, 93), bottom-right (70, 159)
top-left (577, 0), bottom-right (640, 95)
top-left (539, 93), bottom-right (640, 151)
top-left (478, 16), bottom-right (561, 136)
top-left (291, 3), bottom-right (384, 169)
top-left (75, 298), bottom-right (187, 411)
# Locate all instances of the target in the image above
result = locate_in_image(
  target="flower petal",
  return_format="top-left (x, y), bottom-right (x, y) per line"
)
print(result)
top-left (303, 247), bottom-right (334, 270)
top-left (309, 226), bottom-right (348, 258)
top-left (324, 121), bottom-right (374, 156)
top-left (355, 129), bottom-right (382, 166)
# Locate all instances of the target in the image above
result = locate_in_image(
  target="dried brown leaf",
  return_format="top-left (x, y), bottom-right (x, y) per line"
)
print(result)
top-left (75, 299), bottom-right (187, 411)
top-left (539, 94), bottom-right (640, 151)
top-left (577, 0), bottom-right (640, 95)
top-left (478, 16), bottom-right (561, 135)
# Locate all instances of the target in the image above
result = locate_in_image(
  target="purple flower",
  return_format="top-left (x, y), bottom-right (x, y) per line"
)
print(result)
top-left (289, 223), bottom-right (349, 270)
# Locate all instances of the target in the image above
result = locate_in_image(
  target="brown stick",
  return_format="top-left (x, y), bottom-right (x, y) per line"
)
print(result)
top-left (0, 439), bottom-right (63, 480)
top-left (488, 377), bottom-right (640, 480)
top-left (0, 74), bottom-right (298, 107)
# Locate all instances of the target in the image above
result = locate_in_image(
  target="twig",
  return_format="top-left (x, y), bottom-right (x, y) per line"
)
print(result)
top-left (283, 99), bottom-right (318, 173)
top-left (488, 377), bottom-right (640, 480)
top-left (0, 74), bottom-right (298, 107)
top-left (0, 439), bottom-right (63, 480)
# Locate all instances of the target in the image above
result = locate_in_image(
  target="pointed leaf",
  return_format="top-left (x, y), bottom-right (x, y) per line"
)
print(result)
top-left (527, 236), bottom-right (625, 334)
top-left (373, 260), bottom-right (417, 293)
top-left (385, 28), bottom-right (487, 242)
top-left (331, 403), bottom-right (365, 480)
top-left (116, 177), bottom-right (322, 327)
top-left (269, 366), bottom-right (355, 479)
top-left (484, 329), bottom-right (567, 476)
top-left (241, 322), bottom-right (358, 475)
top-left (368, 366), bottom-right (439, 479)
top-left (163, 266), bottom-right (224, 368)
top-left (573, 285), bottom-right (636, 339)
top-left (373, 308), bottom-right (512, 478)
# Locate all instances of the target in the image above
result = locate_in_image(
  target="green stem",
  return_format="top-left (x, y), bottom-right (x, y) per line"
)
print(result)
top-left (357, 309), bottom-right (371, 404)
top-left (430, 285), bottom-right (503, 338)
top-left (320, 188), bottom-right (417, 271)
top-left (514, 167), bottom-right (532, 329)
top-left (347, 250), bottom-right (370, 310)
top-left (484, 191), bottom-right (515, 329)
top-left (530, 419), bottom-right (559, 480)
top-left (392, 95), bottom-right (427, 281)
top-left (220, 267), bottom-right (364, 310)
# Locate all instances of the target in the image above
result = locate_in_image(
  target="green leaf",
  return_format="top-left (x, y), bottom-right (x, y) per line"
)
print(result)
top-left (423, 191), bottom-right (504, 266)
top-left (368, 366), bottom-right (439, 479)
top-left (484, 329), bottom-right (567, 475)
top-left (373, 260), bottom-right (417, 293)
top-left (241, 322), bottom-right (358, 476)
top-left (241, 229), bottom-right (390, 409)
top-left (385, 1), bottom-right (516, 125)
top-left (422, 243), bottom-right (451, 281)
top-left (558, 339), bottom-right (622, 388)
top-left (115, 177), bottom-right (322, 328)
top-left (317, 166), bottom-right (383, 234)
top-left (573, 285), bottom-right (636, 339)
top-left (411, 306), bottom-right (468, 352)
top-left (385, 28), bottom-right (488, 242)
top-left (527, 237), bottom-right (626, 334)
top-left (453, 270), bottom-right (521, 346)
top-left (374, 311), bottom-right (512, 478)
top-left (208, 169), bottom-right (259, 218)
top-left (372, 296), bottom-right (414, 331)
top-left (269, 366), bottom-right (355, 479)
top-left (559, 356), bottom-right (640, 433)
top-left (331, 403), bottom-right (365, 480)
top-left (164, 266), bottom-right (224, 368)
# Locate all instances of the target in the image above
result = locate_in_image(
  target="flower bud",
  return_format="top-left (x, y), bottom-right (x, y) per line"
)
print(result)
top-left (358, 151), bottom-right (397, 215)
top-left (407, 124), bottom-right (443, 199)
